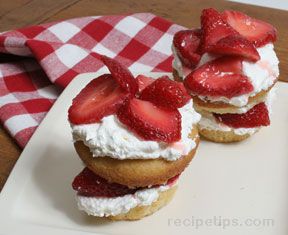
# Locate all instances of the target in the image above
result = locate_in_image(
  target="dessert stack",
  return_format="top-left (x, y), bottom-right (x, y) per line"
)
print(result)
top-left (172, 8), bottom-right (279, 142)
top-left (68, 56), bottom-right (201, 220)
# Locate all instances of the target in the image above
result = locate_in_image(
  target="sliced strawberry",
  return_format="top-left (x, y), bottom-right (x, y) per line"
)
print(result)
top-left (100, 55), bottom-right (138, 96)
top-left (72, 168), bottom-right (180, 198)
top-left (173, 29), bottom-right (202, 68)
top-left (166, 174), bottom-right (179, 186)
top-left (222, 10), bottom-right (277, 47)
top-left (201, 8), bottom-right (239, 51)
top-left (117, 98), bottom-right (181, 143)
top-left (136, 75), bottom-right (154, 93)
top-left (72, 167), bottom-right (137, 197)
top-left (208, 35), bottom-right (260, 61)
top-left (214, 102), bottom-right (270, 128)
top-left (152, 174), bottom-right (180, 188)
top-left (140, 76), bottom-right (190, 109)
top-left (184, 57), bottom-right (253, 98)
top-left (68, 74), bottom-right (130, 124)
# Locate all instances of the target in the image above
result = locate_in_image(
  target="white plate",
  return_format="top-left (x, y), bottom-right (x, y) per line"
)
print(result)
top-left (0, 72), bottom-right (287, 235)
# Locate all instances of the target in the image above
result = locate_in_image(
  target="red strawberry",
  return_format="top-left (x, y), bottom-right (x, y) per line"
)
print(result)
top-left (72, 167), bottom-right (137, 197)
top-left (152, 174), bottom-right (180, 188)
top-left (173, 29), bottom-right (202, 68)
top-left (166, 174), bottom-right (180, 186)
top-left (184, 57), bottom-right (253, 98)
top-left (222, 10), bottom-right (277, 47)
top-left (140, 76), bottom-right (190, 109)
top-left (101, 55), bottom-right (138, 96)
top-left (201, 8), bottom-right (239, 51)
top-left (208, 35), bottom-right (260, 62)
top-left (136, 75), bottom-right (154, 93)
top-left (68, 74), bottom-right (130, 124)
top-left (117, 98), bottom-right (181, 143)
top-left (214, 102), bottom-right (270, 128)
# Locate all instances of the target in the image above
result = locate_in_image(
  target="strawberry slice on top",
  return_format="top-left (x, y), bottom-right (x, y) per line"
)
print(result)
top-left (117, 98), bottom-right (181, 143)
top-left (101, 55), bottom-right (139, 96)
top-left (214, 102), bottom-right (270, 128)
top-left (200, 8), bottom-right (239, 51)
top-left (68, 74), bottom-right (130, 125)
top-left (140, 76), bottom-right (190, 109)
top-left (208, 35), bottom-right (260, 62)
top-left (222, 10), bottom-right (277, 47)
top-left (173, 29), bottom-right (202, 68)
top-left (136, 75), bottom-right (155, 93)
top-left (184, 57), bottom-right (254, 98)
top-left (201, 8), bottom-right (259, 61)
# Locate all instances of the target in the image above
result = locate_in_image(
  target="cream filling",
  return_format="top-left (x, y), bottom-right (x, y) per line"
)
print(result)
top-left (172, 43), bottom-right (279, 107)
top-left (76, 181), bottom-right (177, 217)
top-left (72, 100), bottom-right (201, 161)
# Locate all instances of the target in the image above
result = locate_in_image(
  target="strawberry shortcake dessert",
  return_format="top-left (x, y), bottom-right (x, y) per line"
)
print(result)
top-left (68, 56), bottom-right (201, 220)
top-left (172, 8), bottom-right (279, 142)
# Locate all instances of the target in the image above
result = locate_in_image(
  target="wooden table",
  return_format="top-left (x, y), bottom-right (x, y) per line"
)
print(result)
top-left (0, 0), bottom-right (287, 191)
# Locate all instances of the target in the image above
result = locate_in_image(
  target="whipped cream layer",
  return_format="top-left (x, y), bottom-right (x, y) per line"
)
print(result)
top-left (172, 43), bottom-right (279, 107)
top-left (198, 88), bottom-right (276, 135)
top-left (76, 181), bottom-right (177, 217)
top-left (72, 100), bottom-right (201, 161)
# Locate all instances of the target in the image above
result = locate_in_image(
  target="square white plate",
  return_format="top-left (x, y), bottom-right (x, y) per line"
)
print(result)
top-left (0, 72), bottom-right (287, 235)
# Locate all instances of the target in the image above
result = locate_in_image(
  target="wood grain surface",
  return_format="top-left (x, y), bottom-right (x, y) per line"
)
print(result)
top-left (0, 0), bottom-right (287, 191)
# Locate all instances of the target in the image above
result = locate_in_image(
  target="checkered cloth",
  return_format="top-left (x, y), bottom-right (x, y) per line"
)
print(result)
top-left (0, 13), bottom-right (184, 148)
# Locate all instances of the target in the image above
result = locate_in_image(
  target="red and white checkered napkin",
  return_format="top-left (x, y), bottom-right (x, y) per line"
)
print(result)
top-left (0, 13), bottom-right (185, 148)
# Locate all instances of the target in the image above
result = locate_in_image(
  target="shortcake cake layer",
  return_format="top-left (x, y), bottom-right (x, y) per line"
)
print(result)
top-left (74, 127), bottom-right (199, 188)
top-left (199, 128), bottom-right (252, 143)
